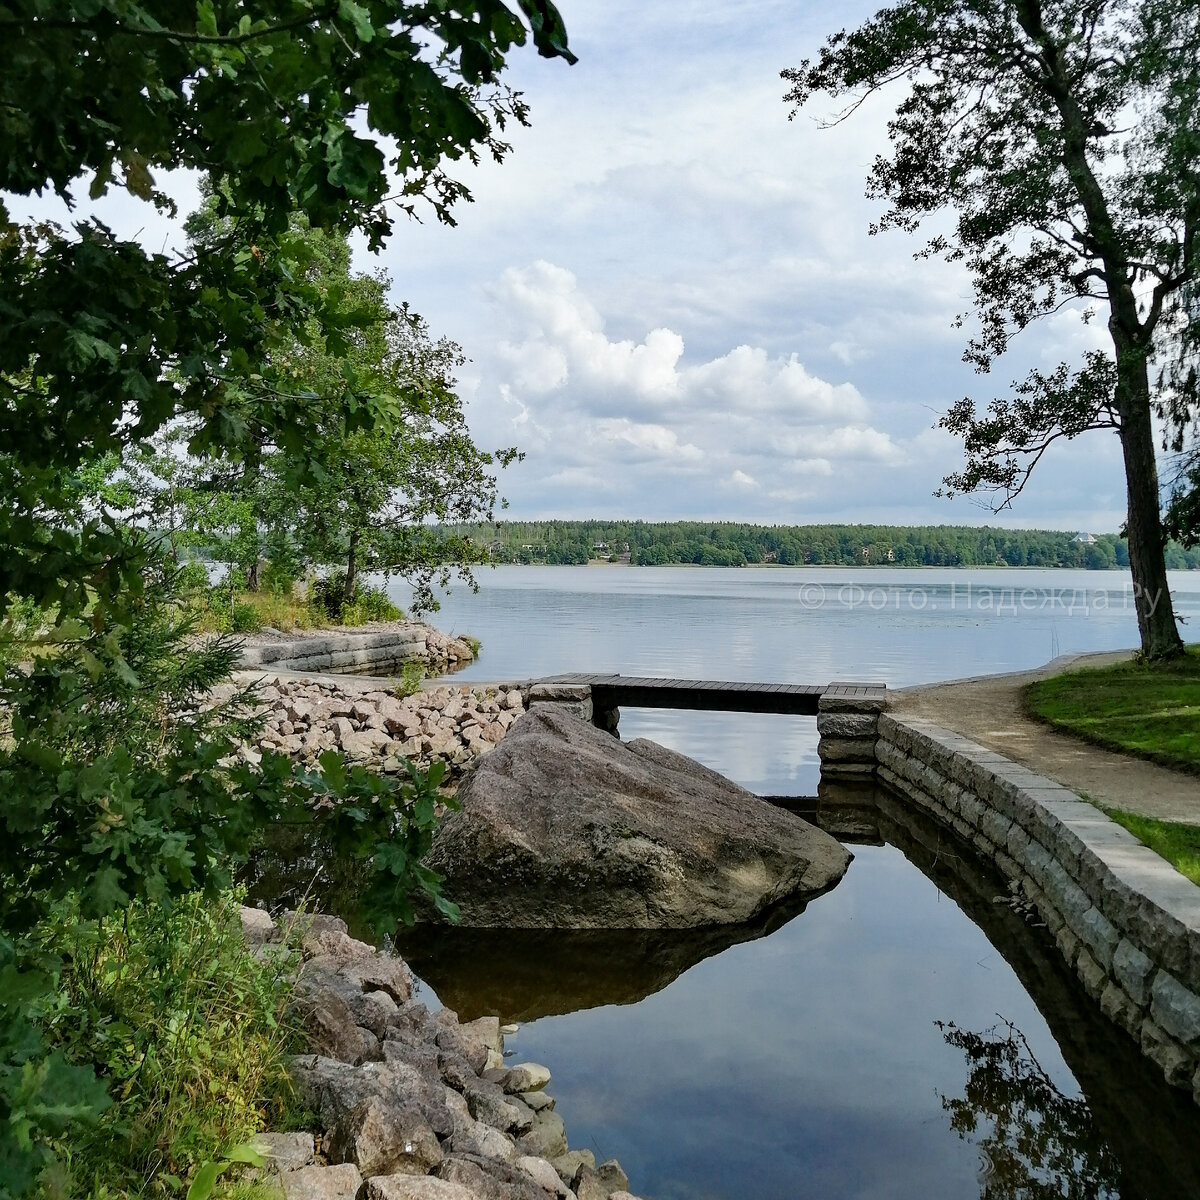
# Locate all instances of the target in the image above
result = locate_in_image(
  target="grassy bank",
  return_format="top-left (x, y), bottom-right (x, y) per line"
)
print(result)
top-left (196, 580), bottom-right (402, 635)
top-left (1024, 647), bottom-right (1200, 774)
top-left (1104, 810), bottom-right (1200, 887)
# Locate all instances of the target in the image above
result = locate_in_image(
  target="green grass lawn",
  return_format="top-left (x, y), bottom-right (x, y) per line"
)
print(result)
top-left (1104, 809), bottom-right (1200, 887)
top-left (1024, 646), bottom-right (1200, 773)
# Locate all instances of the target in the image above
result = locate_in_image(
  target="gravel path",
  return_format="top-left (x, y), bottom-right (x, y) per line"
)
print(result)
top-left (891, 650), bottom-right (1200, 823)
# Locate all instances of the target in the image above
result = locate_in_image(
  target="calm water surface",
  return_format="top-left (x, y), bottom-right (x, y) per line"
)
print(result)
top-left (393, 565), bottom-right (1200, 793)
top-left (377, 567), bottom-right (1200, 1199)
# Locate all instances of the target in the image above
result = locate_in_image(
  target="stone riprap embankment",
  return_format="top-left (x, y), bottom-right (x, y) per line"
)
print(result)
top-left (238, 622), bottom-right (475, 675)
top-left (224, 675), bottom-right (529, 774)
top-left (242, 908), bottom-right (640, 1200)
top-left (877, 713), bottom-right (1200, 1103)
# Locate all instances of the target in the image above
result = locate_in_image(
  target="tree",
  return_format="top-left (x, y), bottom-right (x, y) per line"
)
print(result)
top-left (1, 0), bottom-right (574, 621)
top-left (271, 226), bottom-right (516, 613)
top-left (0, 3), bottom-right (573, 1187)
top-left (1164, 441), bottom-right (1200, 547)
top-left (784, 0), bottom-right (1198, 658)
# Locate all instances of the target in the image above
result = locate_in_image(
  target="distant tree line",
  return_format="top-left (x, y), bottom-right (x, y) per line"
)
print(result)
top-left (441, 521), bottom-right (1200, 570)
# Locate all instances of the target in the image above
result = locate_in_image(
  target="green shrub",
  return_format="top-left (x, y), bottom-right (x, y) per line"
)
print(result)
top-left (307, 575), bottom-right (349, 621)
top-left (175, 561), bottom-right (211, 596)
top-left (396, 661), bottom-right (424, 699)
top-left (260, 558), bottom-right (300, 599)
top-left (309, 577), bottom-right (401, 626)
top-left (339, 585), bottom-right (402, 626)
top-left (36, 890), bottom-right (299, 1197)
top-left (205, 595), bottom-right (264, 634)
top-left (230, 602), bottom-right (264, 633)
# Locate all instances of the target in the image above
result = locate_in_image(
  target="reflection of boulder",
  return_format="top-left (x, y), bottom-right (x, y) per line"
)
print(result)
top-left (394, 891), bottom-right (820, 1022)
top-left (425, 707), bottom-right (851, 928)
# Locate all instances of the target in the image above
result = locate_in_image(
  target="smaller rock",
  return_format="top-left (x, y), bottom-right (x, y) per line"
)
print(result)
top-left (596, 1161), bottom-right (629, 1193)
top-left (291, 988), bottom-right (380, 1065)
top-left (240, 906), bottom-right (276, 946)
top-left (383, 1034), bottom-right (439, 1078)
top-left (435, 1023), bottom-right (489, 1075)
top-left (520, 1090), bottom-right (554, 1113)
top-left (551, 1150), bottom-right (595, 1184)
top-left (254, 1131), bottom-right (315, 1174)
top-left (504, 1063), bottom-right (551, 1094)
top-left (279, 1163), bottom-right (363, 1200)
top-left (515, 1156), bottom-right (569, 1197)
top-left (458, 1073), bottom-right (534, 1136)
top-left (326, 1096), bottom-right (442, 1177)
top-left (436, 1153), bottom-right (546, 1200)
top-left (365, 1177), bottom-right (475, 1200)
top-left (516, 1109), bottom-right (567, 1160)
top-left (446, 1112), bottom-right (517, 1162)
top-left (344, 955), bottom-right (414, 1004)
top-left (569, 1166), bottom-right (607, 1200)
top-left (460, 1014), bottom-right (503, 1054)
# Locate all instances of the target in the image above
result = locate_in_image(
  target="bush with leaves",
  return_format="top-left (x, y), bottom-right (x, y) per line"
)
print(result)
top-left (0, 3), bottom-right (574, 1189)
top-left (0, 554), bottom-right (458, 1191)
top-left (33, 890), bottom-right (298, 1197)
top-left (308, 576), bottom-right (402, 626)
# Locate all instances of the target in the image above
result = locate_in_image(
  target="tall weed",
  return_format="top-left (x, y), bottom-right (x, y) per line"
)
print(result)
top-left (36, 891), bottom-right (299, 1197)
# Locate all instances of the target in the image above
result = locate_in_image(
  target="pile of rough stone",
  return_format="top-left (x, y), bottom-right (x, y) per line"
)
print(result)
top-left (242, 907), bottom-right (642, 1200)
top-left (418, 627), bottom-right (477, 673)
top-left (225, 678), bottom-right (527, 775)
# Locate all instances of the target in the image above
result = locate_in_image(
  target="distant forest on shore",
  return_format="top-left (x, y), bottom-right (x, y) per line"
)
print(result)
top-left (445, 521), bottom-right (1200, 570)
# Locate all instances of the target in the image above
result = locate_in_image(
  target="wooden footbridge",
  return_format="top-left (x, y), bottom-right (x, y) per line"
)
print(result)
top-left (527, 673), bottom-right (884, 715)
top-left (522, 674), bottom-right (887, 777)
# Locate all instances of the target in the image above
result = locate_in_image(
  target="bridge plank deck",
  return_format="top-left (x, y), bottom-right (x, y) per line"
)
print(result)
top-left (525, 673), bottom-right (880, 717)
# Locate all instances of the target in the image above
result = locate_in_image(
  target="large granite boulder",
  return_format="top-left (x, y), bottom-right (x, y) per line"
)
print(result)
top-left (425, 707), bottom-right (851, 927)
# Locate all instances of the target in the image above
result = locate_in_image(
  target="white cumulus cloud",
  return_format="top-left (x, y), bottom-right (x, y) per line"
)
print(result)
top-left (473, 262), bottom-right (912, 518)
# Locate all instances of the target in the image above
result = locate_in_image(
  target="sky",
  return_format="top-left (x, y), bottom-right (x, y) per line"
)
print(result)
top-left (14, 0), bottom-right (1130, 532)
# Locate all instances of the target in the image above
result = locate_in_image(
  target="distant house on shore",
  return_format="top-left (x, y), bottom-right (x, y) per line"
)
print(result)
top-left (1074, 532), bottom-right (1097, 545)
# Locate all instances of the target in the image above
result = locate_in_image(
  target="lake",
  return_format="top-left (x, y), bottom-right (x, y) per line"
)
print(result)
top-left (392, 565), bottom-right (1200, 794)
top-left (379, 565), bottom-right (1200, 1199)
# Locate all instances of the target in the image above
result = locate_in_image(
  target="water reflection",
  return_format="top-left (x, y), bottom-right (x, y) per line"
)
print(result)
top-left (938, 1018), bottom-right (1122, 1200)
top-left (392, 889), bottom-right (821, 1023)
top-left (242, 781), bottom-right (1200, 1199)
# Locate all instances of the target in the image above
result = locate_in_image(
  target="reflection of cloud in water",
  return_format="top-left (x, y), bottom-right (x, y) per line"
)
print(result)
top-left (618, 709), bottom-right (820, 795)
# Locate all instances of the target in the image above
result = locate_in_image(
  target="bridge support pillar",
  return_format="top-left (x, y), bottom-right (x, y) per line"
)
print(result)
top-left (592, 701), bottom-right (620, 737)
top-left (817, 684), bottom-right (887, 778)
top-left (527, 682), bottom-right (594, 724)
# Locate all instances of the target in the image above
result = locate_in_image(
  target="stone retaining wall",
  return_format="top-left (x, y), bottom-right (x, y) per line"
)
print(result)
top-left (239, 623), bottom-right (474, 675)
top-left (877, 712), bottom-right (1200, 1102)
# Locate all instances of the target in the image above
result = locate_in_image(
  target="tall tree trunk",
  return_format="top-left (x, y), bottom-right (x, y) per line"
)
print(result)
top-left (1118, 360), bottom-right (1184, 659)
top-left (345, 528), bottom-right (359, 605)
top-left (1019, 7), bottom-right (1184, 659)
